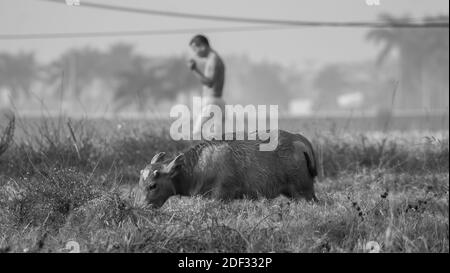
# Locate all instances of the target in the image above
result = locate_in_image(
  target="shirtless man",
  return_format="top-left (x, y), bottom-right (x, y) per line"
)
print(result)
top-left (187, 34), bottom-right (226, 140)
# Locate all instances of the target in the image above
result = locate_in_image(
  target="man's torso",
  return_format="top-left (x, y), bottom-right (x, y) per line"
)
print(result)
top-left (203, 50), bottom-right (225, 98)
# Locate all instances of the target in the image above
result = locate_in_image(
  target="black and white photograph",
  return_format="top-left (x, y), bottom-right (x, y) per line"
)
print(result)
top-left (0, 0), bottom-right (448, 259)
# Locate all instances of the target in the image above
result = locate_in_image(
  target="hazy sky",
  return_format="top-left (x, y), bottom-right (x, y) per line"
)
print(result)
top-left (0, 0), bottom-right (448, 68)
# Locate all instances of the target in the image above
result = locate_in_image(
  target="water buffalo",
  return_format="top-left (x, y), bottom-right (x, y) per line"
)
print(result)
top-left (134, 129), bottom-right (318, 208)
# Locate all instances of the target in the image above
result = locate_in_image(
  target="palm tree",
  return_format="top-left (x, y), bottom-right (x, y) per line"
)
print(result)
top-left (0, 52), bottom-right (39, 102)
top-left (366, 14), bottom-right (425, 109)
top-left (113, 54), bottom-right (198, 112)
top-left (312, 64), bottom-right (349, 111)
top-left (44, 47), bottom-right (105, 99)
top-left (419, 16), bottom-right (449, 109)
top-left (113, 56), bottom-right (163, 112)
top-left (102, 43), bottom-right (135, 88)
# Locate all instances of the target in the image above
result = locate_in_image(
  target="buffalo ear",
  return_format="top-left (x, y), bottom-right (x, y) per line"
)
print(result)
top-left (165, 154), bottom-right (184, 174)
top-left (151, 152), bottom-right (166, 164)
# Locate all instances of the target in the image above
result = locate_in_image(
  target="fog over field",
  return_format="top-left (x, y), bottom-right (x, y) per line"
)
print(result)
top-left (0, 0), bottom-right (448, 255)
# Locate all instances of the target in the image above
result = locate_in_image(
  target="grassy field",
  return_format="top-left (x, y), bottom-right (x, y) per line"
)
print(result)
top-left (0, 115), bottom-right (448, 253)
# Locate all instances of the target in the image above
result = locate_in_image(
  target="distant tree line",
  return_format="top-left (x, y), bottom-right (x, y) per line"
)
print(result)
top-left (0, 14), bottom-right (448, 114)
top-left (0, 43), bottom-right (300, 113)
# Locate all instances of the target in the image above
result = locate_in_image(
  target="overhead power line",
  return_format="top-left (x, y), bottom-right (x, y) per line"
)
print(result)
top-left (1, 0), bottom-right (447, 40)
top-left (40, 0), bottom-right (449, 29)
top-left (0, 25), bottom-right (295, 40)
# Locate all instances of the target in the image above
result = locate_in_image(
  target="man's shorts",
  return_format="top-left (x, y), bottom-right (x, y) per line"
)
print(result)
top-left (193, 96), bottom-right (227, 139)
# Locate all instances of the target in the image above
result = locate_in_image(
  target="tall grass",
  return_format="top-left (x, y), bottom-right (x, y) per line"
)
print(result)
top-left (0, 115), bottom-right (448, 253)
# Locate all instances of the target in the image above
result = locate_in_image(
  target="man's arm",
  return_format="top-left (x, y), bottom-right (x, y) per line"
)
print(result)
top-left (189, 58), bottom-right (217, 88)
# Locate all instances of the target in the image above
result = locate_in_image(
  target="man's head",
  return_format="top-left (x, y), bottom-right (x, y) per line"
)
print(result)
top-left (189, 34), bottom-right (210, 58)
top-left (134, 152), bottom-right (184, 209)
